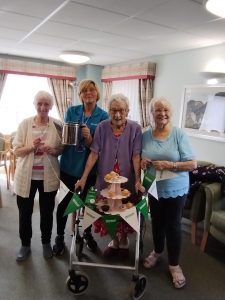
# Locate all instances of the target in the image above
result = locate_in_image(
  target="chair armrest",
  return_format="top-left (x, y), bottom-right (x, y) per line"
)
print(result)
top-left (203, 182), bottom-right (221, 231)
top-left (189, 184), bottom-right (207, 222)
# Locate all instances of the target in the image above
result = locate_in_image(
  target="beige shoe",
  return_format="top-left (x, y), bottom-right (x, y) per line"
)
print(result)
top-left (143, 250), bottom-right (161, 268)
top-left (169, 265), bottom-right (186, 289)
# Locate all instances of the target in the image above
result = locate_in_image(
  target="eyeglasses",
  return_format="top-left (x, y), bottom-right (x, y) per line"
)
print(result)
top-left (110, 108), bottom-right (126, 114)
top-left (81, 88), bottom-right (97, 94)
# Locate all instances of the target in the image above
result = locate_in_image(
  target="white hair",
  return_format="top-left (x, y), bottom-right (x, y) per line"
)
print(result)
top-left (108, 93), bottom-right (130, 111)
top-left (33, 90), bottom-right (54, 108)
top-left (149, 96), bottom-right (172, 128)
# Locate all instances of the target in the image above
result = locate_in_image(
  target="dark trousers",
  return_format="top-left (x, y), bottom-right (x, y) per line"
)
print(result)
top-left (17, 180), bottom-right (57, 246)
top-left (56, 171), bottom-right (96, 236)
top-left (149, 194), bottom-right (186, 266)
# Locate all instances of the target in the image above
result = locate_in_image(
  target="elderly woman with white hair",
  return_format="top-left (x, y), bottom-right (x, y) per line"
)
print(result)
top-left (141, 97), bottom-right (197, 289)
top-left (75, 93), bottom-right (144, 258)
top-left (13, 90), bottom-right (63, 262)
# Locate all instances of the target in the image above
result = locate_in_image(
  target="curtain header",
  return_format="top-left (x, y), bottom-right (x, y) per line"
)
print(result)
top-left (101, 62), bottom-right (156, 82)
top-left (0, 57), bottom-right (76, 80)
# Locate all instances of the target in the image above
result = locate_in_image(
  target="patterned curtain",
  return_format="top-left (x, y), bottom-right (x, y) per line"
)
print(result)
top-left (48, 78), bottom-right (73, 121)
top-left (139, 78), bottom-right (154, 129)
top-left (102, 81), bottom-right (112, 110)
top-left (0, 57), bottom-right (76, 79)
top-left (0, 73), bottom-right (7, 100)
top-left (101, 62), bottom-right (156, 128)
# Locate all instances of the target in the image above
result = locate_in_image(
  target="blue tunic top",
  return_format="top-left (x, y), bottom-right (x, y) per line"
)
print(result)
top-left (142, 127), bottom-right (195, 198)
top-left (60, 105), bottom-right (108, 177)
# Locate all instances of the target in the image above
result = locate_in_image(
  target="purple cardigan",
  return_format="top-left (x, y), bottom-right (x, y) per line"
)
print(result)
top-left (91, 119), bottom-right (142, 193)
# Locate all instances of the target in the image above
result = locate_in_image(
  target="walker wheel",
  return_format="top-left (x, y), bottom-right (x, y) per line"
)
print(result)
top-left (66, 271), bottom-right (89, 295)
top-left (130, 274), bottom-right (147, 300)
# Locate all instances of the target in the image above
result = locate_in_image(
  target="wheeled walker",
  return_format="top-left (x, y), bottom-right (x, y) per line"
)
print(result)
top-left (67, 172), bottom-right (147, 300)
top-left (66, 208), bottom-right (147, 300)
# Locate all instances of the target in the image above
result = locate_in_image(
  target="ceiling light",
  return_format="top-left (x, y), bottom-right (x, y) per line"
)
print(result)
top-left (59, 51), bottom-right (90, 64)
top-left (205, 0), bottom-right (225, 18)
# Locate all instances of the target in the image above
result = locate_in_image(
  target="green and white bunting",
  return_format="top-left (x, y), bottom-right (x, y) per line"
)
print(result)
top-left (136, 196), bottom-right (149, 219)
top-left (85, 186), bottom-right (97, 209)
top-left (63, 192), bottom-right (84, 216)
top-left (82, 206), bottom-right (101, 231)
top-left (102, 214), bottom-right (120, 239)
top-left (120, 206), bottom-right (139, 232)
top-left (57, 180), bottom-right (70, 204)
top-left (142, 170), bottom-right (158, 200)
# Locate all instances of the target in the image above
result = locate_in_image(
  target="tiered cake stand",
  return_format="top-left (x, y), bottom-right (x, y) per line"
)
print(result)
top-left (99, 175), bottom-right (131, 212)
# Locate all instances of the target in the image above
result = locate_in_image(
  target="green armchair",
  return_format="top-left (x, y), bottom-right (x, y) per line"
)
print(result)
top-left (200, 182), bottom-right (225, 251)
top-left (182, 161), bottom-right (215, 245)
top-left (183, 183), bottom-right (208, 244)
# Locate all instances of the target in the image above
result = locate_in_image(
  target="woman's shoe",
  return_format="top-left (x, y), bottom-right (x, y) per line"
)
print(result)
top-left (43, 243), bottom-right (53, 259)
top-left (52, 235), bottom-right (65, 256)
top-left (169, 265), bottom-right (186, 289)
top-left (83, 232), bottom-right (98, 252)
top-left (16, 246), bottom-right (31, 261)
top-left (143, 250), bottom-right (161, 268)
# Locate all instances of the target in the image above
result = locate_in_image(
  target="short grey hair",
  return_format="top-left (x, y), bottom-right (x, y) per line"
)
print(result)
top-left (108, 93), bottom-right (129, 111)
top-left (33, 90), bottom-right (54, 108)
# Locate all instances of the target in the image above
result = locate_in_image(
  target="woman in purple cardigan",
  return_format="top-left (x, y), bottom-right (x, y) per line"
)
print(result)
top-left (75, 93), bottom-right (144, 257)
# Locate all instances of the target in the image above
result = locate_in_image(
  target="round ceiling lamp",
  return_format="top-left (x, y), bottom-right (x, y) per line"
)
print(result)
top-left (59, 51), bottom-right (90, 64)
top-left (205, 0), bottom-right (225, 18)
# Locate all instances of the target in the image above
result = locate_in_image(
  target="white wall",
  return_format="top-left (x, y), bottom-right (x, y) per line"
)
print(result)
top-left (146, 44), bottom-right (225, 165)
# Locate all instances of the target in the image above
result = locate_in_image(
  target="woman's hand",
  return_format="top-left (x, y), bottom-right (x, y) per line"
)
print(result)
top-left (141, 158), bottom-right (152, 170)
top-left (152, 160), bottom-right (172, 170)
top-left (81, 125), bottom-right (91, 140)
top-left (42, 145), bottom-right (57, 156)
top-left (135, 181), bottom-right (145, 194)
top-left (75, 177), bottom-right (87, 192)
top-left (33, 137), bottom-right (41, 151)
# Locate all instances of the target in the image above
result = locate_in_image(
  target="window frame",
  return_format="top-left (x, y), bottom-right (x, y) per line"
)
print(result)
top-left (180, 84), bottom-right (225, 142)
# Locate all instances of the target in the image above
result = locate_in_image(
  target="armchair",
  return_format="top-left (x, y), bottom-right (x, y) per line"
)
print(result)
top-left (200, 182), bottom-right (225, 251)
top-left (182, 161), bottom-right (215, 245)
top-left (183, 183), bottom-right (208, 244)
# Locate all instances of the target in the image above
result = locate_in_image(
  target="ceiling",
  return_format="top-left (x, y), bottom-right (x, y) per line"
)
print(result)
top-left (0, 0), bottom-right (225, 66)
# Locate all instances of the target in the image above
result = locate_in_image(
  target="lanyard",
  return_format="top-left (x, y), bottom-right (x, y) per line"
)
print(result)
top-left (81, 105), bottom-right (96, 125)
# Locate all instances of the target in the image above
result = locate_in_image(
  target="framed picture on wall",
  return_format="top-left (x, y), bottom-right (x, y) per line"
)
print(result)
top-left (180, 85), bottom-right (225, 142)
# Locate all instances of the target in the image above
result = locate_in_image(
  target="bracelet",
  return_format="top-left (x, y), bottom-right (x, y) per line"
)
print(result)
top-left (173, 162), bottom-right (177, 170)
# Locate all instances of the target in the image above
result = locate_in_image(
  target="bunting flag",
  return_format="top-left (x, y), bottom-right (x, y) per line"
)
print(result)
top-left (142, 170), bottom-right (155, 190)
top-left (57, 180), bottom-right (70, 203)
top-left (82, 206), bottom-right (101, 231)
top-left (102, 214), bottom-right (120, 239)
top-left (63, 192), bottom-right (85, 216)
top-left (136, 196), bottom-right (149, 219)
top-left (85, 186), bottom-right (97, 209)
top-left (142, 170), bottom-right (158, 200)
top-left (120, 206), bottom-right (139, 232)
top-left (148, 178), bottom-right (158, 200)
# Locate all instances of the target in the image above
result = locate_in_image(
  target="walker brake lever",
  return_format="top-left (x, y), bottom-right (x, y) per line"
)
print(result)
top-left (75, 187), bottom-right (82, 195)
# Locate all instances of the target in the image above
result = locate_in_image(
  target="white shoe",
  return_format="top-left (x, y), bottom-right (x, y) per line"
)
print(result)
top-left (169, 265), bottom-right (186, 289)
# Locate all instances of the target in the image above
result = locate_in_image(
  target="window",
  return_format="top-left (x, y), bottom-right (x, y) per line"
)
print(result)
top-left (0, 74), bottom-right (59, 134)
top-left (111, 79), bottom-right (140, 124)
